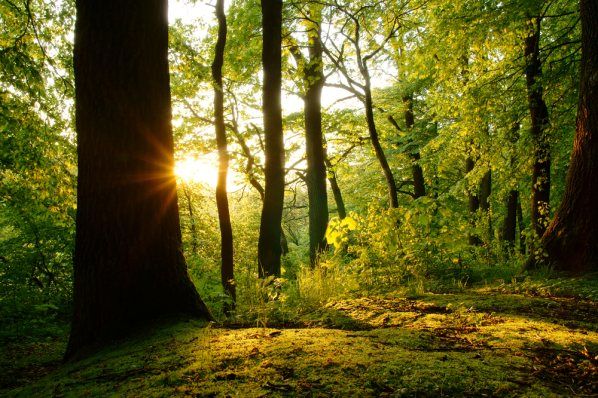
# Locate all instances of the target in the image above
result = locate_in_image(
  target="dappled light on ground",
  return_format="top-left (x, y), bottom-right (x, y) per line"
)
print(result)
top-left (3, 288), bottom-right (597, 397)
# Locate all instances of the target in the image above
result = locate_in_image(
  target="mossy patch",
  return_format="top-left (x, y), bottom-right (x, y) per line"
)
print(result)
top-left (3, 288), bottom-right (597, 397)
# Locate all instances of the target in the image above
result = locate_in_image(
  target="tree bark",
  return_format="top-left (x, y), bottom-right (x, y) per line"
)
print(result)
top-left (541, 0), bottom-right (598, 273)
top-left (524, 16), bottom-right (551, 237)
top-left (403, 95), bottom-right (426, 198)
top-left (303, 8), bottom-right (329, 265)
top-left (258, 0), bottom-right (285, 277)
top-left (212, 0), bottom-right (235, 307)
top-left (66, 0), bottom-right (211, 360)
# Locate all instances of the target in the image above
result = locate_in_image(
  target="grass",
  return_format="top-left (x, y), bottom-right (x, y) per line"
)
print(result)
top-left (1, 275), bottom-right (597, 397)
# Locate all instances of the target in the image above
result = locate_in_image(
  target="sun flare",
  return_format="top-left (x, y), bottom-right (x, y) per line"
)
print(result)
top-left (174, 154), bottom-right (242, 191)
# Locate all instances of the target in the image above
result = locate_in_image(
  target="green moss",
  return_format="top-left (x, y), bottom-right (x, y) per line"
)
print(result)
top-left (3, 287), bottom-right (597, 397)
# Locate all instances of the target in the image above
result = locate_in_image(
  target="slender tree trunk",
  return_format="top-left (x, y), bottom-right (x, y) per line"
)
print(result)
top-left (541, 0), bottom-right (598, 273)
top-left (303, 9), bottom-right (328, 265)
top-left (525, 16), bottom-right (551, 237)
top-left (364, 80), bottom-right (399, 208)
top-left (258, 0), bottom-right (284, 277)
top-left (517, 196), bottom-right (526, 254)
top-left (182, 184), bottom-right (198, 255)
top-left (403, 95), bottom-right (426, 198)
top-left (466, 156), bottom-right (482, 245)
top-left (212, 0), bottom-right (235, 307)
top-left (480, 169), bottom-right (492, 240)
top-left (232, 126), bottom-right (288, 256)
top-left (325, 158), bottom-right (347, 220)
top-left (66, 0), bottom-right (211, 360)
top-left (501, 122), bottom-right (521, 249)
top-left (501, 190), bottom-right (519, 247)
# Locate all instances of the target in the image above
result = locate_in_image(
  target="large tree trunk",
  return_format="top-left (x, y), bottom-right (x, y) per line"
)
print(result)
top-left (258, 0), bottom-right (285, 277)
top-left (66, 0), bottom-right (211, 360)
top-left (212, 0), bottom-right (235, 307)
top-left (525, 16), bottom-right (551, 237)
top-left (403, 95), bottom-right (426, 198)
top-left (304, 8), bottom-right (328, 265)
top-left (541, 0), bottom-right (598, 273)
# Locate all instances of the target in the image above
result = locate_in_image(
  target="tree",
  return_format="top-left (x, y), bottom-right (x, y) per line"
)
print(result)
top-left (212, 0), bottom-right (235, 308)
top-left (322, 2), bottom-right (401, 209)
top-left (66, 0), bottom-right (211, 359)
top-left (541, 0), bottom-right (598, 273)
top-left (524, 14), bottom-right (551, 238)
top-left (287, 3), bottom-right (329, 265)
top-left (258, 0), bottom-right (285, 277)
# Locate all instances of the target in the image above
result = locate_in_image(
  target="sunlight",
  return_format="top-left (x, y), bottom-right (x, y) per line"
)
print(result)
top-left (174, 153), bottom-right (243, 191)
top-left (175, 155), bottom-right (218, 187)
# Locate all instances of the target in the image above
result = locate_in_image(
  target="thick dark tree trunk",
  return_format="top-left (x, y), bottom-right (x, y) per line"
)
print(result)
top-left (525, 16), bottom-right (551, 237)
top-left (541, 0), bottom-right (598, 273)
top-left (304, 13), bottom-right (328, 265)
top-left (258, 0), bottom-right (284, 277)
top-left (212, 0), bottom-right (235, 307)
top-left (325, 158), bottom-right (347, 220)
top-left (66, 0), bottom-right (211, 360)
top-left (403, 95), bottom-right (426, 198)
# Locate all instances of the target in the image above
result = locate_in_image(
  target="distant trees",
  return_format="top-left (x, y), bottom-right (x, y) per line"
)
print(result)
top-left (541, 0), bottom-right (598, 273)
top-left (258, 0), bottom-right (285, 277)
top-left (66, 0), bottom-right (211, 359)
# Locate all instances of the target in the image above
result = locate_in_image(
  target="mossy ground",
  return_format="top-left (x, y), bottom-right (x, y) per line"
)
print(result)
top-left (2, 279), bottom-right (597, 397)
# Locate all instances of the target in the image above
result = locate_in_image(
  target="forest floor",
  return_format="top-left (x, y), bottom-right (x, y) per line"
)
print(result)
top-left (2, 280), bottom-right (598, 397)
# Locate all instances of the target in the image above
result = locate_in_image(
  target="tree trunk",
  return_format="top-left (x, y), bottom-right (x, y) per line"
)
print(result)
top-left (525, 16), bottom-right (551, 237)
top-left (541, 0), bottom-right (598, 273)
top-left (66, 0), bottom-right (211, 360)
top-left (466, 156), bottom-right (482, 245)
top-left (517, 195), bottom-right (526, 254)
top-left (501, 190), bottom-right (518, 248)
top-left (212, 0), bottom-right (235, 307)
top-left (480, 169), bottom-right (492, 240)
top-left (182, 184), bottom-right (198, 255)
top-left (364, 80), bottom-right (399, 208)
top-left (258, 0), bottom-right (285, 277)
top-left (501, 121), bottom-right (521, 249)
top-left (232, 126), bottom-right (288, 256)
top-left (304, 9), bottom-right (328, 265)
top-left (403, 95), bottom-right (426, 198)
top-left (325, 157), bottom-right (347, 220)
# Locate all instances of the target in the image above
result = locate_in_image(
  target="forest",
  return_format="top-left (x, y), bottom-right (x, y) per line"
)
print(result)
top-left (1, 0), bottom-right (597, 396)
